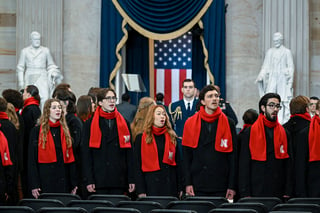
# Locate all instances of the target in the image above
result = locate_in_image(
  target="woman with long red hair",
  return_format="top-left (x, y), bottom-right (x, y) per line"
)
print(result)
top-left (134, 105), bottom-right (182, 197)
top-left (28, 99), bottom-right (78, 198)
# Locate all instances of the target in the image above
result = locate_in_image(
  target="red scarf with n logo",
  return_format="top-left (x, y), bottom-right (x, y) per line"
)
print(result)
top-left (249, 114), bottom-right (289, 161)
top-left (182, 106), bottom-right (233, 152)
top-left (38, 120), bottom-right (75, 163)
top-left (141, 126), bottom-right (176, 172)
top-left (308, 115), bottom-right (320, 161)
top-left (0, 124), bottom-right (13, 166)
top-left (89, 106), bottom-right (131, 148)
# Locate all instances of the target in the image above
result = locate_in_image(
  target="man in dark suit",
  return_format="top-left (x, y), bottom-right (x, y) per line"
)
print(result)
top-left (116, 93), bottom-right (137, 124)
top-left (168, 79), bottom-right (198, 157)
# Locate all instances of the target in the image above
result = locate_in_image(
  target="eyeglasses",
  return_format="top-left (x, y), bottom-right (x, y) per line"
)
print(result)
top-left (103, 96), bottom-right (117, 102)
top-left (267, 103), bottom-right (282, 110)
top-left (309, 103), bottom-right (317, 106)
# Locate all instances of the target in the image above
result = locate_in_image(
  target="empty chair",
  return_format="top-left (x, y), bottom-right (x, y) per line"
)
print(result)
top-left (184, 196), bottom-right (228, 207)
top-left (137, 196), bottom-right (178, 208)
top-left (37, 207), bottom-right (88, 213)
top-left (92, 207), bottom-right (141, 213)
top-left (238, 197), bottom-right (282, 211)
top-left (167, 200), bottom-right (216, 213)
top-left (220, 203), bottom-right (268, 213)
top-left (67, 200), bottom-right (114, 212)
top-left (39, 193), bottom-right (81, 206)
top-left (288, 198), bottom-right (320, 205)
top-left (118, 201), bottom-right (163, 213)
top-left (151, 209), bottom-right (197, 213)
top-left (0, 206), bottom-right (35, 213)
top-left (18, 199), bottom-right (64, 211)
top-left (209, 208), bottom-right (258, 213)
top-left (272, 203), bottom-right (320, 213)
top-left (88, 194), bottom-right (131, 206)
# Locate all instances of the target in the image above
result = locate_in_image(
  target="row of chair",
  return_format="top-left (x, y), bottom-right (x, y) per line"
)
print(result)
top-left (4, 193), bottom-right (320, 213)
top-left (3, 202), bottom-right (320, 213)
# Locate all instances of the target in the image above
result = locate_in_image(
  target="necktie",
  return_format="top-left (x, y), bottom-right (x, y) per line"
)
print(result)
top-left (187, 102), bottom-right (191, 112)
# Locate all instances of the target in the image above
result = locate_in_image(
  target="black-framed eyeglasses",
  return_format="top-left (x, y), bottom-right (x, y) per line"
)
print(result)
top-left (267, 103), bottom-right (282, 110)
top-left (103, 96), bottom-right (117, 102)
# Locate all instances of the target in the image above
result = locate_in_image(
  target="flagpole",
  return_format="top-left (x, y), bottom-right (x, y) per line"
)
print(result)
top-left (149, 38), bottom-right (155, 99)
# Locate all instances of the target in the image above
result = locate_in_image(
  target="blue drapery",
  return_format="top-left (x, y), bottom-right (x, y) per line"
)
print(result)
top-left (115, 0), bottom-right (207, 34)
top-left (100, 0), bottom-right (226, 100)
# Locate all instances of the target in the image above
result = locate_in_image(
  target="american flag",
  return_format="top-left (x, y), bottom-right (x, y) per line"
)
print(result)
top-left (154, 32), bottom-right (192, 106)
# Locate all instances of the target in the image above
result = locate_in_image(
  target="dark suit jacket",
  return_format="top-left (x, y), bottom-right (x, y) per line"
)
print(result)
top-left (116, 102), bottom-right (137, 123)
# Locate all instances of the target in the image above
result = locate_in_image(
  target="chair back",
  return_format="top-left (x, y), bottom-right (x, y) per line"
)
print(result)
top-left (118, 201), bottom-right (163, 213)
top-left (238, 197), bottom-right (282, 211)
top-left (167, 200), bottom-right (216, 213)
top-left (220, 203), bottom-right (268, 213)
top-left (88, 194), bottom-right (130, 206)
top-left (18, 199), bottom-right (64, 211)
top-left (288, 198), bottom-right (320, 205)
top-left (67, 200), bottom-right (114, 212)
top-left (184, 196), bottom-right (228, 207)
top-left (37, 207), bottom-right (88, 213)
top-left (151, 209), bottom-right (197, 213)
top-left (209, 208), bottom-right (258, 213)
top-left (39, 193), bottom-right (81, 206)
top-left (272, 203), bottom-right (320, 213)
top-left (92, 207), bottom-right (141, 213)
top-left (137, 196), bottom-right (178, 208)
top-left (0, 206), bottom-right (35, 213)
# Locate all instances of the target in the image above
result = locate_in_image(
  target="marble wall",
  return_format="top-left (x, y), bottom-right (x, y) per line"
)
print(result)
top-left (310, 0), bottom-right (320, 97)
top-left (0, 0), bottom-right (101, 99)
top-left (0, 0), bottom-right (16, 90)
top-left (63, 0), bottom-right (101, 98)
top-left (225, 0), bottom-right (263, 127)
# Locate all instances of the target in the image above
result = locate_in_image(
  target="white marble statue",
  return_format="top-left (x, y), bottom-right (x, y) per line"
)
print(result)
top-left (255, 32), bottom-right (294, 124)
top-left (17, 31), bottom-right (63, 109)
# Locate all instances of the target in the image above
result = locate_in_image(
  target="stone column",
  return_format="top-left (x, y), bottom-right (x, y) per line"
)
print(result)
top-left (16, 0), bottom-right (63, 73)
top-left (262, 0), bottom-right (309, 96)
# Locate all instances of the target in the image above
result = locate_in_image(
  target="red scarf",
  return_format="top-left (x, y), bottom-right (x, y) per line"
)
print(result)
top-left (290, 113), bottom-right (312, 121)
top-left (308, 116), bottom-right (320, 161)
top-left (249, 114), bottom-right (289, 161)
top-left (0, 124), bottom-right (13, 166)
top-left (89, 106), bottom-right (131, 148)
top-left (141, 126), bottom-right (176, 172)
top-left (239, 124), bottom-right (252, 133)
top-left (182, 106), bottom-right (233, 152)
top-left (21, 97), bottom-right (40, 114)
top-left (0, 112), bottom-right (9, 120)
top-left (38, 120), bottom-right (75, 163)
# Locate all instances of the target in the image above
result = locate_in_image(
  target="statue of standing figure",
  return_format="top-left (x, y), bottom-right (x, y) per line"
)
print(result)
top-left (17, 31), bottom-right (63, 110)
top-left (255, 32), bottom-right (294, 124)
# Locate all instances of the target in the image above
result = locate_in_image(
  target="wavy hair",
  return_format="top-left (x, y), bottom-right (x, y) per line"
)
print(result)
top-left (6, 103), bottom-right (19, 130)
top-left (142, 105), bottom-right (176, 145)
top-left (130, 97), bottom-right (156, 141)
top-left (77, 95), bottom-right (93, 121)
top-left (39, 99), bottom-right (72, 149)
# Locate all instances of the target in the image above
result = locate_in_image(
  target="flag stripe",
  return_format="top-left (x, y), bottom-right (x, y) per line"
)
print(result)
top-left (178, 69), bottom-right (186, 100)
top-left (170, 69), bottom-right (180, 104)
top-left (164, 69), bottom-right (172, 105)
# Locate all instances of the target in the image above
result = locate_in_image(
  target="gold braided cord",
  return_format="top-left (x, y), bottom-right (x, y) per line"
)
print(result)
top-left (198, 20), bottom-right (214, 85)
top-left (109, 19), bottom-right (129, 89)
top-left (112, 0), bottom-right (213, 40)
